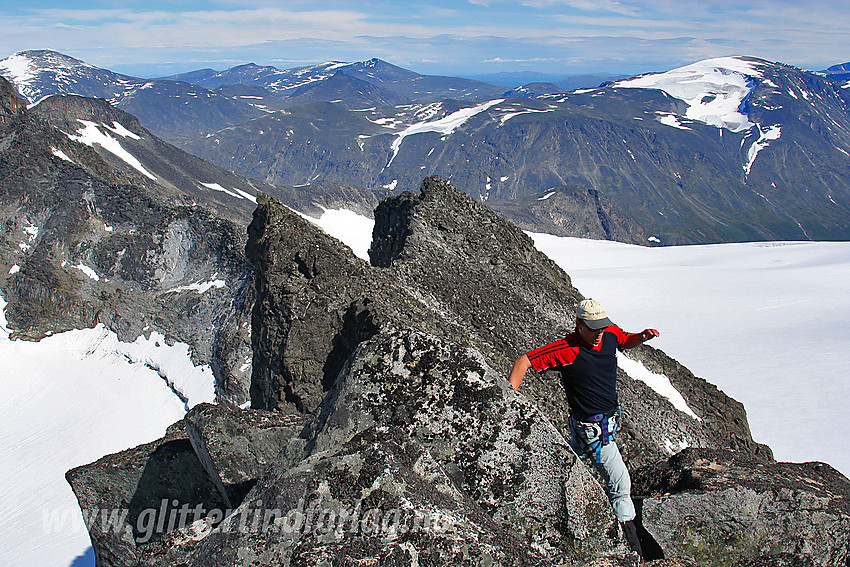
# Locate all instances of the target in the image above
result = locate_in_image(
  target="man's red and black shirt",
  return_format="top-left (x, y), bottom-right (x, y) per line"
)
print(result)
top-left (526, 325), bottom-right (629, 419)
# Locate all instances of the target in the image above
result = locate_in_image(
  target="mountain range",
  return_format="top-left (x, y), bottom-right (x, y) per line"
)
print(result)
top-left (3, 49), bottom-right (850, 244)
top-left (2, 50), bottom-right (850, 567)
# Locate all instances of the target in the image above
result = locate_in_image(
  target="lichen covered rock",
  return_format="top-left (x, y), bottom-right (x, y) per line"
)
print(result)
top-left (633, 448), bottom-right (850, 566)
top-left (65, 421), bottom-right (227, 567)
top-left (184, 402), bottom-right (309, 507)
top-left (187, 426), bottom-right (549, 567)
top-left (302, 328), bottom-right (624, 562)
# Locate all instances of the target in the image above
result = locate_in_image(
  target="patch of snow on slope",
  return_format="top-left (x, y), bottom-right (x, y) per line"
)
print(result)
top-left (616, 352), bottom-right (700, 420)
top-left (165, 278), bottom-right (227, 295)
top-left (0, 53), bottom-right (38, 101)
top-left (104, 121), bottom-right (140, 140)
top-left (499, 107), bottom-right (555, 124)
top-left (0, 294), bottom-right (214, 567)
top-left (201, 182), bottom-right (244, 200)
top-left (206, 183), bottom-right (257, 203)
top-left (73, 262), bottom-right (100, 281)
top-left (386, 99), bottom-right (504, 167)
top-left (744, 124), bottom-right (782, 175)
top-left (51, 147), bottom-right (74, 163)
top-left (67, 120), bottom-right (157, 180)
top-left (292, 208), bottom-right (375, 262)
top-left (615, 57), bottom-right (763, 132)
top-left (655, 112), bottom-right (691, 130)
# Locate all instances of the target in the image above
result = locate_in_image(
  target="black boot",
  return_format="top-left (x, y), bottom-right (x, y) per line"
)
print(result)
top-left (622, 519), bottom-right (643, 558)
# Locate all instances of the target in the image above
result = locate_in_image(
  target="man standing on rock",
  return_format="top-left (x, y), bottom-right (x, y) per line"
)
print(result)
top-left (509, 298), bottom-right (659, 558)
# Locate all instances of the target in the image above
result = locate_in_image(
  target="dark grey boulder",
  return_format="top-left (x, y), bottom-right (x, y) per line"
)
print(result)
top-left (65, 405), bottom-right (312, 567)
top-left (65, 421), bottom-right (227, 567)
top-left (187, 426), bottom-right (550, 567)
top-left (184, 402), bottom-right (309, 508)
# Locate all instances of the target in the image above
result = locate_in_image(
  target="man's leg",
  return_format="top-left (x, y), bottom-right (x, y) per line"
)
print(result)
top-left (568, 417), bottom-right (641, 556)
top-left (593, 441), bottom-right (635, 522)
top-left (594, 441), bottom-right (641, 556)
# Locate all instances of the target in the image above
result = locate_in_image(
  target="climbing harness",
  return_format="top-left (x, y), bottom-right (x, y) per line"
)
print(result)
top-left (570, 406), bottom-right (620, 463)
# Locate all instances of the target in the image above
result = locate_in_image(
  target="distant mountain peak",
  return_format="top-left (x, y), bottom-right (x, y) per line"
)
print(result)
top-left (0, 50), bottom-right (86, 93)
top-left (0, 49), bottom-right (142, 106)
top-left (230, 62), bottom-right (271, 72)
top-left (6, 49), bottom-right (90, 68)
top-left (613, 55), bottom-right (770, 132)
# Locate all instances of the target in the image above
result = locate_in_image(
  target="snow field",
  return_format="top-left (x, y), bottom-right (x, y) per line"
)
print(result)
top-left (0, 297), bottom-right (215, 567)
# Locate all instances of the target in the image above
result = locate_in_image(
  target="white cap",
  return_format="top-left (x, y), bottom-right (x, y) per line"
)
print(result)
top-left (576, 298), bottom-right (613, 330)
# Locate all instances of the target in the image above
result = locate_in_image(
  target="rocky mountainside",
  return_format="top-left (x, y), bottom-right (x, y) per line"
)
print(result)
top-left (9, 51), bottom-right (850, 244)
top-left (25, 93), bottom-right (385, 219)
top-left (0, 75), bottom-right (395, 406)
top-left (486, 184), bottom-right (648, 242)
top-left (183, 57), bottom-right (850, 244)
top-left (0, 76), bottom-right (257, 403)
top-left (822, 62), bottom-right (850, 83)
top-left (65, 176), bottom-right (848, 566)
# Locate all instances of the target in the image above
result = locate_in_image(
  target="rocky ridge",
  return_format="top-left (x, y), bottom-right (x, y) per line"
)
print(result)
top-left (66, 176), bottom-right (848, 566)
top-left (0, 79), bottom-right (388, 404)
top-left (367, 177), bottom-right (771, 467)
top-left (0, 76), bottom-right (255, 402)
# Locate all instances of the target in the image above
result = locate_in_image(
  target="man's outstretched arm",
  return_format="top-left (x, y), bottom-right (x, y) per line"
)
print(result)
top-left (509, 354), bottom-right (532, 390)
top-left (622, 328), bottom-right (660, 349)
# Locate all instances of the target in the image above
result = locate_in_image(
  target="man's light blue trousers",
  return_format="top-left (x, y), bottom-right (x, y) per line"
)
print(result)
top-left (569, 415), bottom-right (636, 522)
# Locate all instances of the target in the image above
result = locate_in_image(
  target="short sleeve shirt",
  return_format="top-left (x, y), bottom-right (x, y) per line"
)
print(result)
top-left (525, 325), bottom-right (629, 418)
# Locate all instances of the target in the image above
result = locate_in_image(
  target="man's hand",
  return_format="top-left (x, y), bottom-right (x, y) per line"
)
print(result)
top-left (623, 328), bottom-right (660, 349)
top-left (639, 328), bottom-right (660, 341)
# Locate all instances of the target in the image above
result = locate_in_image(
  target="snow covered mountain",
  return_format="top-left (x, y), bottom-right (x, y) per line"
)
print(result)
top-left (0, 50), bottom-right (506, 146)
top-left (0, 50), bottom-right (268, 144)
top-left (183, 56), bottom-right (850, 244)
top-left (3, 50), bottom-right (850, 245)
top-left (0, 50), bottom-right (145, 106)
top-left (164, 57), bottom-right (506, 102)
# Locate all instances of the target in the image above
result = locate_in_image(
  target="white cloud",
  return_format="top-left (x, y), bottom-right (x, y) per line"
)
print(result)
top-left (519, 0), bottom-right (640, 16)
top-left (1, 1), bottom-right (847, 78)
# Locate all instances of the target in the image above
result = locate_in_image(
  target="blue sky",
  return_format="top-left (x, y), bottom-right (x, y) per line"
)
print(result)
top-left (1, 0), bottom-right (848, 79)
